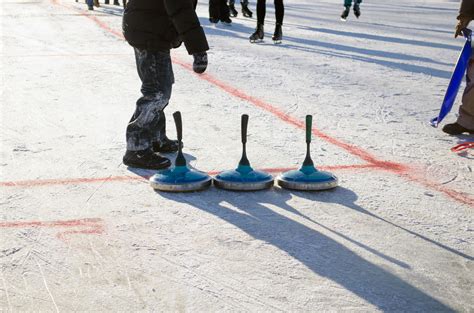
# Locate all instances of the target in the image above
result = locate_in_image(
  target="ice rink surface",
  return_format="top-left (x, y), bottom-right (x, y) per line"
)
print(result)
top-left (1, 0), bottom-right (473, 311)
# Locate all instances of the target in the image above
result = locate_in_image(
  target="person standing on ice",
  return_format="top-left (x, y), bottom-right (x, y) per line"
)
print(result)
top-left (443, 0), bottom-right (474, 135)
top-left (249, 0), bottom-right (284, 43)
top-left (122, 0), bottom-right (209, 170)
top-left (228, 0), bottom-right (253, 18)
top-left (209, 0), bottom-right (232, 24)
top-left (340, 0), bottom-right (361, 21)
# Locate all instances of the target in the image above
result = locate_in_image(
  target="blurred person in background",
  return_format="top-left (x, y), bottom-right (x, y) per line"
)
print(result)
top-left (341, 0), bottom-right (362, 21)
top-left (249, 0), bottom-right (284, 43)
top-left (228, 0), bottom-right (253, 18)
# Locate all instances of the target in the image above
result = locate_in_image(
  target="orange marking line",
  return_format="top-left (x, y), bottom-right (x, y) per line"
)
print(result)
top-left (42, 1), bottom-right (474, 208)
top-left (0, 164), bottom-right (374, 188)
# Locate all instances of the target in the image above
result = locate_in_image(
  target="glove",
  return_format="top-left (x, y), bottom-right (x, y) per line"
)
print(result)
top-left (455, 17), bottom-right (471, 38)
top-left (193, 52), bottom-right (208, 74)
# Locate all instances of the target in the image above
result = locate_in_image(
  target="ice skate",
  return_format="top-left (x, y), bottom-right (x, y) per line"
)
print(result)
top-left (229, 4), bottom-right (238, 17)
top-left (209, 17), bottom-right (219, 24)
top-left (242, 3), bottom-right (253, 18)
top-left (340, 6), bottom-right (350, 21)
top-left (220, 17), bottom-right (232, 25)
top-left (250, 24), bottom-right (264, 43)
top-left (272, 24), bottom-right (282, 44)
top-left (354, 4), bottom-right (361, 18)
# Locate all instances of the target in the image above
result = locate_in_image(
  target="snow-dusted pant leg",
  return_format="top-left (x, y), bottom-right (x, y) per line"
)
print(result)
top-left (458, 56), bottom-right (474, 129)
top-left (126, 49), bottom-right (174, 151)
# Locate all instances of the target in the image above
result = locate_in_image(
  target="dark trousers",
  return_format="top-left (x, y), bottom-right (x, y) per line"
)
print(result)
top-left (344, 0), bottom-right (362, 6)
top-left (209, 0), bottom-right (230, 20)
top-left (126, 49), bottom-right (174, 151)
top-left (256, 0), bottom-right (284, 25)
top-left (228, 0), bottom-right (249, 5)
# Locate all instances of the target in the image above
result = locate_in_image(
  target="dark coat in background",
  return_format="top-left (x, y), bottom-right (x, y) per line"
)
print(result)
top-left (459, 0), bottom-right (474, 20)
top-left (123, 0), bottom-right (209, 54)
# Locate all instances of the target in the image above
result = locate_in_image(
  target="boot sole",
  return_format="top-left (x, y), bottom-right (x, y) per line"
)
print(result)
top-left (123, 159), bottom-right (171, 170)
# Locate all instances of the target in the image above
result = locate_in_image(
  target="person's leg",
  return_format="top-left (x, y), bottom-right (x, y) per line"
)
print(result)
top-left (209, 0), bottom-right (219, 21)
top-left (341, 0), bottom-right (351, 19)
top-left (274, 0), bottom-right (284, 25)
top-left (257, 0), bottom-right (266, 25)
top-left (86, 0), bottom-right (94, 9)
top-left (219, 0), bottom-right (231, 22)
top-left (458, 58), bottom-right (474, 129)
top-left (126, 49), bottom-right (173, 152)
top-left (228, 0), bottom-right (238, 17)
top-left (241, 0), bottom-right (252, 17)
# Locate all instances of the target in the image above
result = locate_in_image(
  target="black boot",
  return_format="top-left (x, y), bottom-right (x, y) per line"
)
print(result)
top-left (353, 4), bottom-right (361, 18)
top-left (123, 148), bottom-right (171, 170)
top-left (442, 122), bottom-right (474, 135)
top-left (220, 16), bottom-right (232, 25)
top-left (241, 3), bottom-right (253, 18)
top-left (250, 24), bottom-right (264, 42)
top-left (341, 6), bottom-right (350, 20)
top-left (113, 0), bottom-right (119, 5)
top-left (152, 137), bottom-right (182, 153)
top-left (104, 0), bottom-right (109, 4)
top-left (272, 24), bottom-right (282, 43)
top-left (229, 3), bottom-right (238, 17)
top-left (122, 0), bottom-right (126, 7)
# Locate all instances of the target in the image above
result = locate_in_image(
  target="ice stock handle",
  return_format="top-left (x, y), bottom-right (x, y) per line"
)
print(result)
top-left (241, 114), bottom-right (249, 144)
top-left (306, 115), bottom-right (312, 143)
top-left (173, 111), bottom-right (183, 143)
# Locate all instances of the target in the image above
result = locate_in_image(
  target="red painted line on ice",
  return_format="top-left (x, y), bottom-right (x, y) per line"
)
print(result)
top-left (0, 175), bottom-right (143, 187)
top-left (0, 218), bottom-right (101, 228)
top-left (0, 164), bottom-right (374, 187)
top-left (42, 0), bottom-right (474, 207)
top-left (0, 218), bottom-right (105, 241)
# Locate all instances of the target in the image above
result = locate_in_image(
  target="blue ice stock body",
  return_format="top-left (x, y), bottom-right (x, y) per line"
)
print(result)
top-left (150, 165), bottom-right (211, 192)
top-left (431, 28), bottom-right (472, 127)
top-left (277, 164), bottom-right (338, 191)
top-left (214, 164), bottom-right (274, 191)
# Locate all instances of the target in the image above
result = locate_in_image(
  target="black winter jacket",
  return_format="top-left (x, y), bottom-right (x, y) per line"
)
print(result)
top-left (122, 0), bottom-right (209, 54)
